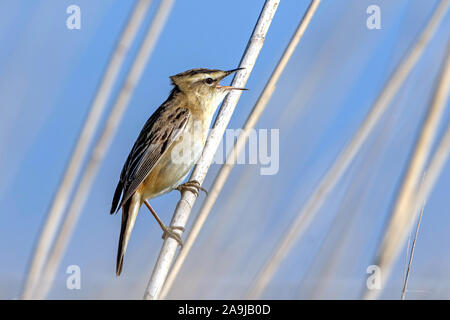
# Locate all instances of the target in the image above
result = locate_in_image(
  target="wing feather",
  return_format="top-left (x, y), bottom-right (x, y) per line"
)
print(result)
top-left (112, 104), bottom-right (190, 212)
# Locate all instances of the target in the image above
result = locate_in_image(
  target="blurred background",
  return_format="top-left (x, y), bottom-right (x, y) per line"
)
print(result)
top-left (0, 0), bottom-right (449, 299)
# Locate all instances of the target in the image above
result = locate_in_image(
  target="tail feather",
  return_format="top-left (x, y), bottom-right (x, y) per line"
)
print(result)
top-left (116, 193), bottom-right (141, 276)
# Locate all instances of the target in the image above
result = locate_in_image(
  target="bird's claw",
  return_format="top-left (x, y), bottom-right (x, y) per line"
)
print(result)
top-left (162, 225), bottom-right (185, 247)
top-left (176, 180), bottom-right (208, 197)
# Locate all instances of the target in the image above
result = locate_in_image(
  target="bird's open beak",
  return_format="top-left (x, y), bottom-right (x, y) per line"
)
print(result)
top-left (217, 85), bottom-right (248, 91)
top-left (217, 67), bottom-right (248, 90)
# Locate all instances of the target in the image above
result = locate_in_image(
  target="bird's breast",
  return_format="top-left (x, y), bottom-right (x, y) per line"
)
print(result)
top-left (140, 118), bottom-right (207, 200)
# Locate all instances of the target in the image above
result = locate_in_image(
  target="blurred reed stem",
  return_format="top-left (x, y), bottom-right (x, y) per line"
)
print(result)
top-left (364, 42), bottom-right (450, 300)
top-left (247, 0), bottom-right (449, 299)
top-left (21, 0), bottom-right (153, 300)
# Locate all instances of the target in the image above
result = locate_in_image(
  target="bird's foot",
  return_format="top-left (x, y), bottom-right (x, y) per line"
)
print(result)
top-left (176, 180), bottom-right (208, 197)
top-left (161, 225), bottom-right (185, 247)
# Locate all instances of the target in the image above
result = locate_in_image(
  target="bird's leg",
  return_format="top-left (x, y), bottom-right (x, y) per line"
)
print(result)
top-left (143, 200), bottom-right (184, 247)
top-left (176, 180), bottom-right (208, 197)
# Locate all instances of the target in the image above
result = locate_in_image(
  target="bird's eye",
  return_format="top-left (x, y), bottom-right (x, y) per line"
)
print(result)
top-left (205, 78), bottom-right (214, 85)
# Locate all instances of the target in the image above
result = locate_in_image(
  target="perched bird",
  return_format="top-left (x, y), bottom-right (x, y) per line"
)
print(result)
top-left (110, 67), bottom-right (246, 275)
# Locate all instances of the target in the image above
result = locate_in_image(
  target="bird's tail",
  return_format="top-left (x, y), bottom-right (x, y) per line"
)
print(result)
top-left (116, 193), bottom-right (140, 276)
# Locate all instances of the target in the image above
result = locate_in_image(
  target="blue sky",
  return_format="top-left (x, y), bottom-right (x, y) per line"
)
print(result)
top-left (0, 0), bottom-right (449, 299)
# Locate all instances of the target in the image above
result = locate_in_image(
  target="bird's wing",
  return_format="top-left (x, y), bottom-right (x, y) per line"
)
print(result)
top-left (111, 104), bottom-right (191, 213)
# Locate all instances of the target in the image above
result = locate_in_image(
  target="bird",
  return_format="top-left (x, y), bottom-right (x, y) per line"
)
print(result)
top-left (110, 67), bottom-right (247, 275)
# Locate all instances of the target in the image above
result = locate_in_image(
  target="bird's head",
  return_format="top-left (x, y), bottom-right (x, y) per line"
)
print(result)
top-left (169, 68), bottom-right (247, 108)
